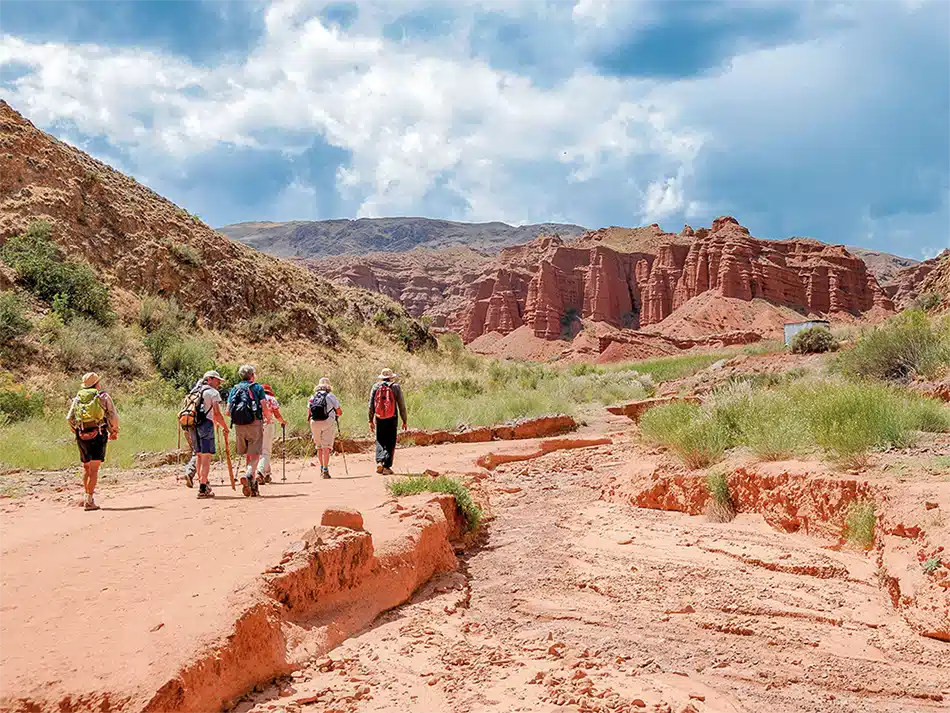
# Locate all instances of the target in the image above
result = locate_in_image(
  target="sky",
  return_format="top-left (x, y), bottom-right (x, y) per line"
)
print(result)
top-left (0, 0), bottom-right (948, 260)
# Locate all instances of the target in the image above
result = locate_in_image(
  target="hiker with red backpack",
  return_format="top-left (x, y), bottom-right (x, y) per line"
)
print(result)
top-left (368, 368), bottom-right (407, 475)
top-left (226, 364), bottom-right (272, 497)
top-left (308, 377), bottom-right (343, 479)
top-left (66, 372), bottom-right (120, 511)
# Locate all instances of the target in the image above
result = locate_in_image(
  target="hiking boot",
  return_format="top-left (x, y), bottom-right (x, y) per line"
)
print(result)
top-left (240, 475), bottom-right (253, 498)
top-left (250, 476), bottom-right (261, 497)
top-left (376, 464), bottom-right (384, 474)
top-left (381, 467), bottom-right (394, 475)
top-left (84, 495), bottom-right (100, 511)
top-left (262, 473), bottom-right (272, 484)
top-left (184, 471), bottom-right (194, 488)
top-left (197, 485), bottom-right (215, 499)
top-left (321, 466), bottom-right (331, 479)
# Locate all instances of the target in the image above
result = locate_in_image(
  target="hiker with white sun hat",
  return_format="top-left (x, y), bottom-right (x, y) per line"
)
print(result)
top-left (368, 367), bottom-right (408, 475)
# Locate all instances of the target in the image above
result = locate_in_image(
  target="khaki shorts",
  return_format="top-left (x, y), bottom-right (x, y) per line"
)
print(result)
top-left (234, 421), bottom-right (264, 456)
top-left (310, 419), bottom-right (336, 449)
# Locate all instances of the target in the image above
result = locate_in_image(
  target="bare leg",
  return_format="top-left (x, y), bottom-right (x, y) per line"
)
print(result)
top-left (319, 448), bottom-right (331, 467)
top-left (197, 453), bottom-right (211, 485)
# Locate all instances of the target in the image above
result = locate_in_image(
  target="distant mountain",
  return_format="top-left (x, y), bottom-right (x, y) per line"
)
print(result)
top-left (846, 247), bottom-right (920, 285)
top-left (217, 217), bottom-right (588, 258)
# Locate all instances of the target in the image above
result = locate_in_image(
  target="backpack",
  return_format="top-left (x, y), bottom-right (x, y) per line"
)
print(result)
top-left (74, 387), bottom-right (106, 430)
top-left (309, 391), bottom-right (330, 421)
top-left (228, 382), bottom-right (261, 426)
top-left (374, 382), bottom-right (396, 420)
top-left (178, 385), bottom-right (210, 428)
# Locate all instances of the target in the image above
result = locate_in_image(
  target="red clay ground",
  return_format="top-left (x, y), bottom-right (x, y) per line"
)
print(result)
top-left (2, 412), bottom-right (949, 713)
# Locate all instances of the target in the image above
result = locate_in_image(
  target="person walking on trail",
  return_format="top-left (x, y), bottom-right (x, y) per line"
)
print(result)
top-left (368, 368), bottom-right (407, 475)
top-left (179, 370), bottom-right (228, 499)
top-left (227, 364), bottom-right (272, 497)
top-left (257, 383), bottom-right (287, 484)
top-left (308, 377), bottom-right (343, 479)
top-left (66, 372), bottom-right (120, 511)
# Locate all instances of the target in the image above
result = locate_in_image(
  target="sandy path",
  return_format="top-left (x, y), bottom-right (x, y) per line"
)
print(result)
top-left (243, 445), bottom-right (950, 713)
top-left (0, 437), bottom-right (542, 710)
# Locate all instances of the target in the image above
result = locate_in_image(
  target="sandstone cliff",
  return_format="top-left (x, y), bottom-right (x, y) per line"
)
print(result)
top-left (0, 101), bottom-right (418, 342)
top-left (451, 216), bottom-right (893, 344)
top-left (884, 249), bottom-right (950, 309)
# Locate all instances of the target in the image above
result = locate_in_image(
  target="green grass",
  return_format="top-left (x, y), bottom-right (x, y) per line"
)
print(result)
top-left (639, 377), bottom-right (949, 469)
top-left (705, 471), bottom-right (736, 522)
top-left (844, 500), bottom-right (876, 549)
top-left (608, 352), bottom-right (729, 383)
top-left (922, 557), bottom-right (941, 574)
top-left (386, 475), bottom-right (482, 532)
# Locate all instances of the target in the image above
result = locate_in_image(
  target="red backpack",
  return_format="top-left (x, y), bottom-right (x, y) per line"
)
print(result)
top-left (374, 382), bottom-right (396, 419)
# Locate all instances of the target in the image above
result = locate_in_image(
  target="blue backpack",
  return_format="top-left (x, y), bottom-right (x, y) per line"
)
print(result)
top-left (228, 382), bottom-right (261, 425)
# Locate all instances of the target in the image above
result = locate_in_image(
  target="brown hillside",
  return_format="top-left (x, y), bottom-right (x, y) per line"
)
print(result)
top-left (0, 101), bottom-right (413, 342)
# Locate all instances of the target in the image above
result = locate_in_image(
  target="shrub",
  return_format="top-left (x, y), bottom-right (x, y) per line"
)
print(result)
top-left (612, 353), bottom-right (728, 383)
top-left (0, 291), bottom-right (31, 344)
top-left (923, 557), bottom-right (941, 574)
top-left (835, 309), bottom-right (949, 381)
top-left (791, 326), bottom-right (838, 354)
top-left (168, 241), bottom-right (200, 266)
top-left (705, 471), bottom-right (736, 523)
top-left (844, 500), bottom-right (876, 549)
top-left (243, 311), bottom-right (291, 342)
top-left (902, 396), bottom-right (950, 433)
top-left (739, 391), bottom-right (808, 461)
top-left (913, 292), bottom-right (942, 312)
top-left (53, 317), bottom-right (145, 378)
top-left (147, 334), bottom-right (215, 391)
top-left (1, 220), bottom-right (114, 324)
top-left (386, 475), bottom-right (482, 532)
top-left (640, 401), bottom-right (730, 469)
top-left (0, 372), bottom-right (44, 424)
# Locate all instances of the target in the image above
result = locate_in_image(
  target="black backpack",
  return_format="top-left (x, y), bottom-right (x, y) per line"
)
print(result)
top-left (229, 382), bottom-right (261, 426)
top-left (309, 391), bottom-right (330, 421)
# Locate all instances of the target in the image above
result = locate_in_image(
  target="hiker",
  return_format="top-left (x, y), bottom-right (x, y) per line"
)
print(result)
top-left (308, 377), bottom-right (343, 479)
top-left (257, 383), bottom-right (287, 483)
top-left (66, 372), bottom-right (120, 511)
top-left (368, 368), bottom-right (407, 475)
top-left (179, 370), bottom-right (229, 499)
top-left (226, 363), bottom-right (272, 497)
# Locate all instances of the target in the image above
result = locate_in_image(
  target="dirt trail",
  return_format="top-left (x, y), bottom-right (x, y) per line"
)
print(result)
top-left (242, 445), bottom-right (949, 713)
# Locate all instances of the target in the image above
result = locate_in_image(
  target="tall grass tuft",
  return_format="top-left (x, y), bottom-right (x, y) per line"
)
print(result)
top-left (386, 475), bottom-right (482, 532)
top-left (705, 471), bottom-right (736, 523)
top-left (844, 500), bottom-right (876, 549)
top-left (640, 401), bottom-right (730, 469)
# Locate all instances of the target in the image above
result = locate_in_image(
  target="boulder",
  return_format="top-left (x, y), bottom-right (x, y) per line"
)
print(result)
top-left (320, 508), bottom-right (364, 530)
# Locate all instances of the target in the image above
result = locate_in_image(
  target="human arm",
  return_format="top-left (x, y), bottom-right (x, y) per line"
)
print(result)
top-left (367, 384), bottom-right (377, 431)
top-left (211, 402), bottom-right (229, 430)
top-left (395, 384), bottom-right (408, 430)
top-left (66, 398), bottom-right (78, 432)
top-left (102, 393), bottom-right (120, 440)
top-left (273, 403), bottom-right (287, 426)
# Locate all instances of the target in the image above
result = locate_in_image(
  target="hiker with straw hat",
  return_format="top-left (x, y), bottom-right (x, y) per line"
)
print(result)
top-left (66, 372), bottom-right (120, 511)
top-left (368, 368), bottom-right (407, 475)
top-left (308, 377), bottom-right (343, 479)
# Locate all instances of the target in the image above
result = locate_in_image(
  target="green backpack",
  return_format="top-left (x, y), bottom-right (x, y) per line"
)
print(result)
top-left (75, 387), bottom-right (106, 427)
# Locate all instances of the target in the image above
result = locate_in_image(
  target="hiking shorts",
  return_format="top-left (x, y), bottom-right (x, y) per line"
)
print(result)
top-left (310, 418), bottom-right (336, 449)
top-left (192, 420), bottom-right (215, 455)
top-left (76, 429), bottom-right (108, 463)
top-left (234, 421), bottom-right (264, 456)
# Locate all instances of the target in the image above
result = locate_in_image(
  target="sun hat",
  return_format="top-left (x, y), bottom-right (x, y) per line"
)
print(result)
top-left (262, 383), bottom-right (275, 396)
top-left (377, 368), bottom-right (395, 380)
top-left (318, 377), bottom-right (331, 388)
top-left (81, 372), bottom-right (100, 388)
top-left (203, 370), bottom-right (224, 381)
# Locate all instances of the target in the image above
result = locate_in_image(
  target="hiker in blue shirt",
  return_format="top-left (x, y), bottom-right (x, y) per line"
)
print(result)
top-left (226, 364), bottom-right (272, 497)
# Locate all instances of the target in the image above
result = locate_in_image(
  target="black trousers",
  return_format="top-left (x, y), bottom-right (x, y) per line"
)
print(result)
top-left (375, 416), bottom-right (398, 468)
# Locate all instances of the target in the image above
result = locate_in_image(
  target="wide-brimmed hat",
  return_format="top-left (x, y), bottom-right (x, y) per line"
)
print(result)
top-left (82, 372), bottom-right (100, 388)
top-left (262, 383), bottom-right (275, 396)
top-left (378, 368), bottom-right (395, 380)
top-left (203, 370), bottom-right (224, 381)
top-left (318, 377), bottom-right (331, 389)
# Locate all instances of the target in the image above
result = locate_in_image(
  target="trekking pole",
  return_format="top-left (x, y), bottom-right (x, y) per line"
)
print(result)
top-left (222, 427), bottom-right (236, 490)
top-left (281, 423), bottom-right (286, 482)
top-left (336, 419), bottom-right (349, 477)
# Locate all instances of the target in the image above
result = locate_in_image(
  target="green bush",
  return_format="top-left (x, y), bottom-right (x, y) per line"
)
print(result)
top-left (0, 291), bottom-right (31, 344)
top-left (1, 220), bottom-right (114, 324)
top-left (609, 352), bottom-right (728, 383)
top-left (168, 241), bottom-right (201, 267)
top-left (791, 326), bottom-right (838, 354)
top-left (0, 372), bottom-right (44, 424)
top-left (844, 500), bottom-right (876, 549)
top-left (52, 317), bottom-right (145, 378)
top-left (640, 401), bottom-right (730, 469)
top-left (835, 309), bottom-right (949, 381)
top-left (243, 311), bottom-right (291, 342)
top-left (386, 475), bottom-right (482, 532)
top-left (913, 292), bottom-right (942, 312)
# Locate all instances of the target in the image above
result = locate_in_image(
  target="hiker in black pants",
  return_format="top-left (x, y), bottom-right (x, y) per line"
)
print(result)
top-left (368, 368), bottom-right (408, 475)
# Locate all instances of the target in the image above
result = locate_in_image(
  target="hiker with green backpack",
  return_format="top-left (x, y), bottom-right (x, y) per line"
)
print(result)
top-left (226, 364), bottom-right (272, 497)
top-left (66, 372), bottom-right (120, 511)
